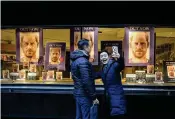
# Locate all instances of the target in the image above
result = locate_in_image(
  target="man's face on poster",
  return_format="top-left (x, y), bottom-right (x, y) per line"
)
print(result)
top-left (169, 71), bottom-right (174, 77)
top-left (21, 34), bottom-right (38, 58)
top-left (50, 48), bottom-right (61, 63)
top-left (168, 66), bottom-right (174, 71)
top-left (167, 66), bottom-right (175, 77)
top-left (130, 32), bottom-right (149, 59)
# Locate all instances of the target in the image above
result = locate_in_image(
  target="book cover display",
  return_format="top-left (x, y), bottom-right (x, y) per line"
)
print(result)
top-left (124, 27), bottom-right (155, 66)
top-left (16, 28), bottom-right (43, 64)
top-left (70, 27), bottom-right (98, 65)
top-left (135, 70), bottom-right (146, 84)
top-left (163, 61), bottom-right (175, 82)
top-left (45, 42), bottom-right (66, 71)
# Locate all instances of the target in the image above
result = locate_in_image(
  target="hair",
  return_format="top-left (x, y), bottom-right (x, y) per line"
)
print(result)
top-left (77, 39), bottom-right (89, 50)
top-left (100, 49), bottom-right (110, 56)
top-left (130, 32), bottom-right (149, 43)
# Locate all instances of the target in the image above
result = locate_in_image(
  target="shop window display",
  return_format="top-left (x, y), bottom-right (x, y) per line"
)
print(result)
top-left (1, 26), bottom-right (175, 86)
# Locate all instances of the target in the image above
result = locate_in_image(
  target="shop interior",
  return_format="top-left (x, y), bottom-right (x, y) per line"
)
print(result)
top-left (1, 27), bottom-right (175, 85)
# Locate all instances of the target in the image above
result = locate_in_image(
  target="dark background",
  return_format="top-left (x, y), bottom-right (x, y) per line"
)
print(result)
top-left (2, 93), bottom-right (175, 119)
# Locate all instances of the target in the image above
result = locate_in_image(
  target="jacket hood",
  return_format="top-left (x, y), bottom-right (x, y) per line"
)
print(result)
top-left (70, 50), bottom-right (89, 61)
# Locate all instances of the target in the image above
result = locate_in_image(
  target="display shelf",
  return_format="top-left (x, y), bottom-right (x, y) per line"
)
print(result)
top-left (1, 78), bottom-right (175, 86)
top-left (1, 79), bottom-right (175, 96)
top-left (0, 78), bottom-right (102, 84)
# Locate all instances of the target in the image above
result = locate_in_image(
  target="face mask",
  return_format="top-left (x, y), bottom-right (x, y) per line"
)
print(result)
top-left (100, 52), bottom-right (109, 64)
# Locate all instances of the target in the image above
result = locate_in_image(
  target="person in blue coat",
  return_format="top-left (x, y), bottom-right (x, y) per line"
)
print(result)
top-left (95, 50), bottom-right (126, 119)
top-left (70, 39), bottom-right (99, 119)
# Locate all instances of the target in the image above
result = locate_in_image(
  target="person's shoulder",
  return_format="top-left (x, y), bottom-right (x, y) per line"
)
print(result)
top-left (76, 56), bottom-right (88, 61)
top-left (76, 57), bottom-right (90, 66)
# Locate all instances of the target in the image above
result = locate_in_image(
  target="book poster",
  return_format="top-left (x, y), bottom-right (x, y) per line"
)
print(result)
top-left (163, 61), bottom-right (175, 82)
top-left (101, 41), bottom-right (123, 57)
top-left (45, 42), bottom-right (66, 71)
top-left (154, 72), bottom-right (164, 83)
top-left (70, 27), bottom-right (98, 65)
top-left (16, 28), bottom-right (43, 64)
top-left (124, 27), bottom-right (154, 66)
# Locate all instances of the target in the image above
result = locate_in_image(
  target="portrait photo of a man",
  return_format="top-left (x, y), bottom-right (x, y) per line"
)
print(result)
top-left (2, 70), bottom-right (9, 79)
top-left (124, 27), bottom-right (154, 66)
top-left (49, 48), bottom-right (61, 65)
top-left (129, 31), bottom-right (150, 63)
top-left (147, 65), bottom-right (154, 74)
top-left (47, 70), bottom-right (54, 80)
top-left (45, 42), bottom-right (66, 71)
top-left (29, 64), bottom-right (36, 72)
top-left (167, 66), bottom-right (175, 78)
top-left (19, 32), bottom-right (39, 63)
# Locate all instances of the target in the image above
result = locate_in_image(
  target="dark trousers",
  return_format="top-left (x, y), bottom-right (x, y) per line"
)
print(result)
top-left (103, 94), bottom-right (111, 119)
top-left (75, 96), bottom-right (92, 119)
top-left (104, 93), bottom-right (127, 119)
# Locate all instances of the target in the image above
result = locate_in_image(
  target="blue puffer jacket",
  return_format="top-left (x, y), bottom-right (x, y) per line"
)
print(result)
top-left (96, 57), bottom-right (126, 116)
top-left (70, 50), bottom-right (96, 100)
